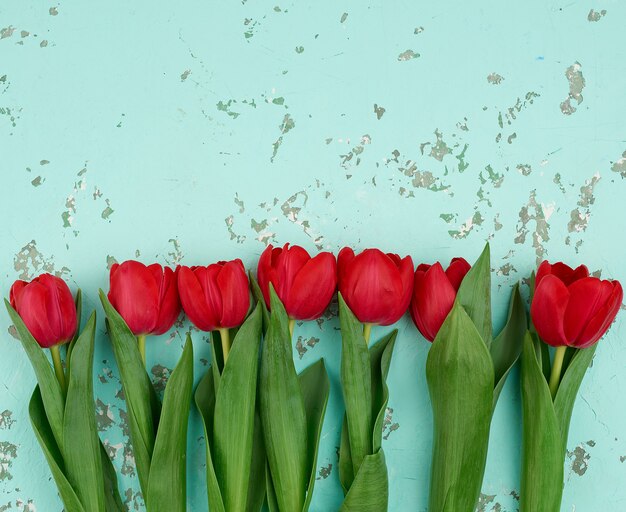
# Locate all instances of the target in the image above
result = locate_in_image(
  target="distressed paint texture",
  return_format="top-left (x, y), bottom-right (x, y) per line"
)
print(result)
top-left (1, 1), bottom-right (626, 511)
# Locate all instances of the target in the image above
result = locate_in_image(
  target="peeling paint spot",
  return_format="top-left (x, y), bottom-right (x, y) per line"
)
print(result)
top-left (382, 407), bottom-right (399, 440)
top-left (150, 365), bottom-right (172, 395)
top-left (295, 46), bottom-right (304, 54)
top-left (0, 411), bottom-right (15, 430)
top-left (0, 26), bottom-right (15, 39)
top-left (567, 444), bottom-right (591, 476)
top-left (487, 73), bottom-right (504, 85)
top-left (397, 49), bottom-right (419, 61)
top-left (164, 238), bottom-right (184, 266)
top-left (567, 173), bottom-right (600, 235)
top-left (421, 129), bottom-right (451, 161)
top-left (180, 69), bottom-right (191, 82)
top-left (340, 12), bottom-right (348, 23)
top-left (587, 9), bottom-right (607, 21)
top-left (49, 6), bottom-right (58, 16)
top-left (14, 240), bottom-right (69, 280)
top-left (449, 211), bottom-right (484, 239)
top-left (106, 255), bottom-right (118, 270)
top-left (271, 114), bottom-right (295, 162)
top-left (373, 103), bottom-right (385, 120)
top-left (514, 190), bottom-right (550, 263)
top-left (610, 151), bottom-right (626, 178)
top-left (517, 164), bottom-right (532, 176)
top-left (317, 463), bottom-right (332, 479)
top-left (295, 336), bottom-right (320, 359)
top-left (0, 442), bottom-right (18, 481)
top-left (414, 26), bottom-right (424, 34)
top-left (30, 176), bottom-right (44, 187)
top-left (560, 62), bottom-right (585, 115)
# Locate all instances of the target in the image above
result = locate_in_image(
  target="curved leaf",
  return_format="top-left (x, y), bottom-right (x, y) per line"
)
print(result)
top-left (338, 294), bottom-right (372, 478)
top-left (5, 300), bottom-right (65, 450)
top-left (426, 301), bottom-right (494, 512)
top-left (99, 291), bottom-right (156, 497)
top-left (63, 312), bottom-right (105, 512)
top-left (249, 271), bottom-right (270, 333)
top-left (245, 409), bottom-right (266, 512)
top-left (370, 332), bottom-right (396, 454)
top-left (29, 387), bottom-right (85, 512)
top-left (491, 283), bottom-right (526, 406)
top-left (213, 306), bottom-right (263, 512)
top-left (339, 450), bottom-right (388, 512)
top-left (300, 359), bottom-right (330, 512)
top-left (456, 243), bottom-right (492, 347)
top-left (195, 370), bottom-right (225, 512)
top-left (260, 287), bottom-right (307, 512)
top-left (520, 333), bottom-right (563, 512)
top-left (338, 415), bottom-right (353, 493)
top-left (146, 336), bottom-right (193, 512)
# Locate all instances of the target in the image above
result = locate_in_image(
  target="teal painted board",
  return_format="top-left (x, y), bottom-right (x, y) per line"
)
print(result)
top-left (1, 1), bottom-right (626, 510)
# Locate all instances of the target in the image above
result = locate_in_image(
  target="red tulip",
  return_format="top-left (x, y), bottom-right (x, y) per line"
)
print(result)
top-left (10, 274), bottom-right (77, 348)
top-left (410, 258), bottom-right (471, 341)
top-left (338, 248), bottom-right (413, 325)
top-left (257, 243), bottom-right (337, 321)
top-left (178, 259), bottom-right (250, 331)
top-left (108, 261), bottom-right (181, 336)
top-left (531, 261), bottom-right (622, 349)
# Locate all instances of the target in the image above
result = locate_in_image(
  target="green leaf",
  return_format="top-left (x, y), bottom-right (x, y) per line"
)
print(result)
top-left (456, 243), bottom-right (492, 347)
top-left (100, 442), bottom-right (125, 512)
top-left (146, 336), bottom-right (193, 512)
top-left (195, 370), bottom-right (225, 512)
top-left (490, 283), bottom-right (527, 406)
top-left (265, 462), bottom-right (280, 512)
top-left (66, 288), bottom-right (83, 370)
top-left (426, 301), bottom-right (494, 512)
top-left (339, 450), bottom-right (388, 511)
top-left (29, 387), bottom-right (85, 512)
top-left (300, 359), bottom-right (330, 512)
top-left (99, 291), bottom-right (156, 497)
top-left (63, 312), bottom-right (105, 512)
top-left (520, 333), bottom-right (563, 512)
top-left (370, 332), bottom-right (396, 454)
top-left (213, 306), bottom-right (263, 512)
top-left (338, 294), bottom-right (373, 478)
top-left (245, 409), bottom-right (266, 512)
top-left (249, 271), bottom-right (270, 333)
top-left (554, 344), bottom-right (596, 446)
top-left (5, 300), bottom-right (66, 451)
top-left (260, 286), bottom-right (308, 512)
top-left (338, 413), bottom-right (353, 493)
top-left (210, 330), bottom-right (223, 390)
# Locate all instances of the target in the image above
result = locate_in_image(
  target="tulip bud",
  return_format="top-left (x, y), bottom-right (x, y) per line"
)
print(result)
top-left (257, 243), bottom-right (337, 321)
top-left (410, 258), bottom-right (471, 342)
top-left (337, 247), bottom-right (413, 326)
top-left (178, 259), bottom-right (250, 332)
top-left (9, 274), bottom-right (77, 348)
top-left (531, 260), bottom-right (622, 349)
top-left (107, 260), bottom-right (181, 336)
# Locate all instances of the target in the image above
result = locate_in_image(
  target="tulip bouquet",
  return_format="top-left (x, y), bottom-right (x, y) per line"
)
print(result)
top-left (411, 245), bottom-right (527, 512)
top-left (336, 248), bottom-right (412, 511)
top-left (254, 244), bottom-right (334, 512)
top-left (99, 262), bottom-right (193, 512)
top-left (520, 261), bottom-right (622, 511)
top-left (5, 275), bottom-right (123, 512)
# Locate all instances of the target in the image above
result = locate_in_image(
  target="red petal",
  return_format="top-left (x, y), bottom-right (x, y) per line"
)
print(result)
top-left (286, 252), bottom-right (337, 320)
top-left (217, 259), bottom-right (250, 328)
top-left (576, 280), bottom-right (623, 348)
top-left (530, 275), bottom-right (569, 347)
top-left (9, 280), bottom-right (28, 310)
top-left (152, 266), bottom-right (181, 335)
top-left (563, 277), bottom-right (614, 343)
top-left (15, 279), bottom-right (57, 347)
top-left (257, 245), bottom-right (276, 309)
top-left (381, 255), bottom-right (414, 325)
top-left (178, 266), bottom-right (219, 331)
top-left (445, 258), bottom-right (471, 291)
top-left (275, 244), bottom-right (310, 305)
top-left (410, 263), bottom-right (456, 341)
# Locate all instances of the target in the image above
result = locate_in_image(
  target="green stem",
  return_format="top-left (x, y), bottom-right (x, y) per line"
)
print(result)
top-left (549, 345), bottom-right (567, 398)
top-left (137, 334), bottom-right (147, 367)
top-left (219, 328), bottom-right (231, 363)
top-left (363, 323), bottom-right (373, 345)
top-left (50, 345), bottom-right (67, 393)
top-left (288, 318), bottom-right (295, 339)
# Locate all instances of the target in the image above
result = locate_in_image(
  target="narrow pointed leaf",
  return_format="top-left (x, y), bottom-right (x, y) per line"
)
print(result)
top-left (195, 369), bottom-right (225, 512)
top-left (29, 387), bottom-right (85, 512)
top-left (338, 294), bottom-right (373, 478)
top-left (520, 333), bottom-right (563, 512)
top-left (491, 284), bottom-right (526, 405)
top-left (338, 415), bottom-right (353, 493)
top-left (265, 463), bottom-right (280, 512)
top-left (245, 409), bottom-right (266, 512)
top-left (426, 301), bottom-right (494, 512)
top-left (6, 300), bottom-right (65, 450)
top-left (339, 450), bottom-right (388, 511)
top-left (300, 359), bottom-right (330, 512)
top-left (370, 332), bottom-right (396, 454)
top-left (456, 243), bottom-right (492, 347)
top-left (63, 312), bottom-right (105, 512)
top-left (249, 271), bottom-right (270, 333)
top-left (99, 290), bottom-right (156, 496)
top-left (146, 336), bottom-right (193, 512)
top-left (260, 287), bottom-right (307, 512)
top-left (213, 306), bottom-right (262, 512)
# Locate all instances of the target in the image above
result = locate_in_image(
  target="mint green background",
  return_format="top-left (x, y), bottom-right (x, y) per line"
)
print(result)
top-left (2, 1), bottom-right (626, 510)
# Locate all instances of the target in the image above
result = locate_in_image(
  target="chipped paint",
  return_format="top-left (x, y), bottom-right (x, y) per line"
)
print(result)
top-left (560, 62), bottom-right (585, 115)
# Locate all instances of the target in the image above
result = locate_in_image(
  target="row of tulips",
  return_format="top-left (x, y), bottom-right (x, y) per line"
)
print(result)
top-left (6, 243), bottom-right (622, 512)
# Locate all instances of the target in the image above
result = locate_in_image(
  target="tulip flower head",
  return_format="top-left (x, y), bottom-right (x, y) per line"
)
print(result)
top-left (338, 247), bottom-right (413, 326)
top-left (178, 259), bottom-right (250, 332)
top-left (108, 260), bottom-right (181, 336)
top-left (257, 243), bottom-right (337, 321)
top-left (410, 257), bottom-right (471, 342)
top-left (10, 273), bottom-right (77, 348)
top-left (531, 260), bottom-right (622, 349)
